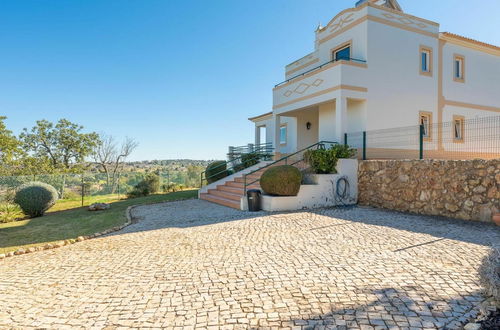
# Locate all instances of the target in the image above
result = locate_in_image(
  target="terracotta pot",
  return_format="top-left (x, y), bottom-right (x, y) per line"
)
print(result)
top-left (493, 213), bottom-right (500, 226)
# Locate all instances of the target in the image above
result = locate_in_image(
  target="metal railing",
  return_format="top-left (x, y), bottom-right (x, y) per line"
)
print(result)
top-left (243, 141), bottom-right (338, 195)
top-left (200, 147), bottom-right (274, 187)
top-left (228, 142), bottom-right (274, 160)
top-left (345, 115), bottom-right (500, 160)
top-left (275, 57), bottom-right (367, 87)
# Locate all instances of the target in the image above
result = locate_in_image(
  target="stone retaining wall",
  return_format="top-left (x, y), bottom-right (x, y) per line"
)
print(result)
top-left (358, 159), bottom-right (499, 222)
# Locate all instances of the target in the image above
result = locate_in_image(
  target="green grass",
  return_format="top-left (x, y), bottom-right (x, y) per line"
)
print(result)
top-left (50, 194), bottom-right (124, 212)
top-left (0, 190), bottom-right (198, 254)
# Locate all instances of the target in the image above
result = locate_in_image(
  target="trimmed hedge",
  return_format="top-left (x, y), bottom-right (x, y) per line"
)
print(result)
top-left (206, 161), bottom-right (228, 183)
top-left (14, 181), bottom-right (59, 217)
top-left (260, 165), bottom-right (302, 196)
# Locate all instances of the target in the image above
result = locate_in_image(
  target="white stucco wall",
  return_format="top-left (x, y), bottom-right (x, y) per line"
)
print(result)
top-left (318, 102), bottom-right (336, 142)
top-left (442, 43), bottom-right (500, 108)
top-left (261, 2), bottom-right (499, 155)
top-left (260, 159), bottom-right (358, 211)
top-left (253, 117), bottom-right (274, 146)
top-left (364, 17), bottom-right (439, 131)
top-left (295, 109), bottom-right (319, 149)
top-left (346, 99), bottom-right (366, 133)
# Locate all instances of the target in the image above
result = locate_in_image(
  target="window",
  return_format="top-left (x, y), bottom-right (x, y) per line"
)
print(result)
top-left (419, 46), bottom-right (433, 76)
top-left (453, 115), bottom-right (465, 142)
top-left (419, 111), bottom-right (432, 140)
top-left (334, 46), bottom-right (351, 61)
top-left (279, 125), bottom-right (287, 145)
top-left (454, 55), bottom-right (465, 82)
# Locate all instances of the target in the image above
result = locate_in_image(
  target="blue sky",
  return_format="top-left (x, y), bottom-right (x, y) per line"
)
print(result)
top-left (1, 0), bottom-right (499, 161)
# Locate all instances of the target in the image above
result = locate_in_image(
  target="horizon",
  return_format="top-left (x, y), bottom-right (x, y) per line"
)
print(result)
top-left (1, 0), bottom-right (499, 161)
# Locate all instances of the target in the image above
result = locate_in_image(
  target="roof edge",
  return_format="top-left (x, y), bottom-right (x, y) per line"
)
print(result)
top-left (248, 112), bottom-right (273, 122)
top-left (440, 32), bottom-right (500, 55)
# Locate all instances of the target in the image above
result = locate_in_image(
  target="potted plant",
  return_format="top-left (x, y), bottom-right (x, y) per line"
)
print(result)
top-left (303, 144), bottom-right (356, 179)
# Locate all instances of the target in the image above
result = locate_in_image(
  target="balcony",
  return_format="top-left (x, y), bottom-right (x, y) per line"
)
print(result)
top-left (273, 58), bottom-right (368, 113)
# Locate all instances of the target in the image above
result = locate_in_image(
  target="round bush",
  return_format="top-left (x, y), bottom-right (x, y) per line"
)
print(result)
top-left (260, 165), bottom-right (302, 196)
top-left (206, 161), bottom-right (228, 183)
top-left (14, 182), bottom-right (59, 217)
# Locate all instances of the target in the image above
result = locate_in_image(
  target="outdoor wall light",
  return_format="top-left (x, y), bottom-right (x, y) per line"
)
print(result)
top-left (306, 122), bottom-right (312, 130)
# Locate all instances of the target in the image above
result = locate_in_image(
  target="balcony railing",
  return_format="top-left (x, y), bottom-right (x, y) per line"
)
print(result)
top-left (275, 57), bottom-right (367, 88)
top-left (227, 142), bottom-right (273, 161)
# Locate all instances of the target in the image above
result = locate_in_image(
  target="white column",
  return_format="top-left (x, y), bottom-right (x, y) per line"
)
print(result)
top-left (318, 102), bottom-right (336, 142)
top-left (335, 96), bottom-right (347, 143)
top-left (273, 114), bottom-right (281, 156)
top-left (254, 126), bottom-right (260, 146)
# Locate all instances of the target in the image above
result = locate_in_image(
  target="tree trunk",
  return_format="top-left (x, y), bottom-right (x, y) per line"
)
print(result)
top-left (60, 174), bottom-right (66, 198)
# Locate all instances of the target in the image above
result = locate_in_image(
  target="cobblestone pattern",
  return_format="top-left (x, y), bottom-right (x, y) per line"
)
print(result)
top-left (1, 199), bottom-right (499, 329)
top-left (358, 159), bottom-right (500, 222)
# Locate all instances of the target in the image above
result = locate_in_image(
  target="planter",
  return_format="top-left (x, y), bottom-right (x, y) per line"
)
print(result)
top-left (493, 213), bottom-right (500, 226)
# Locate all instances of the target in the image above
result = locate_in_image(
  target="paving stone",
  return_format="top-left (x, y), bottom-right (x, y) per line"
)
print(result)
top-left (0, 199), bottom-right (497, 329)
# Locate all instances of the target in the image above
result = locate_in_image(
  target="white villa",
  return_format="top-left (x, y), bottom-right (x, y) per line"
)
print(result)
top-left (200, 0), bottom-right (500, 209)
top-left (249, 0), bottom-right (500, 158)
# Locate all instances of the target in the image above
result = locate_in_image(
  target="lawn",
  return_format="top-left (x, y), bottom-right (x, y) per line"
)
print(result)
top-left (50, 193), bottom-right (124, 212)
top-left (0, 189), bottom-right (198, 254)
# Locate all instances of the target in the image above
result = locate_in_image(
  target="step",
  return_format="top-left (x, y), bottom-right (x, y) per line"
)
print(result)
top-left (234, 177), bottom-right (262, 184)
top-left (208, 189), bottom-right (242, 201)
top-left (226, 181), bottom-right (261, 189)
top-left (200, 193), bottom-right (240, 209)
top-left (217, 185), bottom-right (245, 195)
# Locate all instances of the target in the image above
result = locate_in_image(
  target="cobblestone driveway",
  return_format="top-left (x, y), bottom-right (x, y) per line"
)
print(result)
top-left (1, 199), bottom-right (498, 329)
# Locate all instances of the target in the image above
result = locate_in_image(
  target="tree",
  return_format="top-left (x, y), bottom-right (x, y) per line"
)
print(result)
top-left (0, 117), bottom-right (22, 176)
top-left (20, 119), bottom-right (100, 173)
top-left (19, 119), bottom-right (100, 196)
top-left (93, 135), bottom-right (138, 192)
top-left (185, 164), bottom-right (203, 187)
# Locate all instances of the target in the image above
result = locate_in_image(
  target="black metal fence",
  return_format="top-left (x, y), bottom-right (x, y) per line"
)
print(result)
top-left (0, 171), bottom-right (177, 205)
top-left (345, 115), bottom-right (500, 160)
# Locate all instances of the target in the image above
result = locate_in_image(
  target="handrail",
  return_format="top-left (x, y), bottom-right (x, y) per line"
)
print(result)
top-left (200, 146), bottom-right (274, 187)
top-left (275, 58), bottom-right (366, 87)
top-left (243, 140), bottom-right (338, 195)
top-left (229, 142), bottom-right (273, 152)
top-left (228, 143), bottom-right (274, 158)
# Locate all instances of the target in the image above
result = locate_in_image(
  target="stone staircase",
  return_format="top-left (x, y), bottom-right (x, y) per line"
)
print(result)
top-left (199, 169), bottom-right (267, 209)
top-left (200, 160), bottom-right (308, 209)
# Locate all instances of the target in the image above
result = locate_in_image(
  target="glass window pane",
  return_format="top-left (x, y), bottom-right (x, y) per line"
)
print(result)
top-left (421, 52), bottom-right (428, 72)
top-left (454, 120), bottom-right (462, 139)
top-left (335, 47), bottom-right (350, 61)
top-left (420, 116), bottom-right (429, 137)
top-left (280, 127), bottom-right (287, 144)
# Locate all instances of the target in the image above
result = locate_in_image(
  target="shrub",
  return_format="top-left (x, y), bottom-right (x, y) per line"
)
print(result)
top-left (260, 165), bottom-right (302, 196)
top-left (206, 161), bottom-right (228, 183)
top-left (304, 144), bottom-right (356, 174)
top-left (127, 173), bottom-right (160, 198)
top-left (241, 153), bottom-right (261, 169)
top-left (162, 182), bottom-right (180, 193)
top-left (479, 245), bottom-right (500, 302)
top-left (0, 203), bottom-right (24, 223)
top-left (14, 182), bottom-right (59, 217)
top-left (0, 190), bottom-right (16, 204)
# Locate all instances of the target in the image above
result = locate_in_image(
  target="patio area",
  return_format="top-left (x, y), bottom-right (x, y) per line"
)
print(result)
top-left (0, 199), bottom-right (498, 329)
